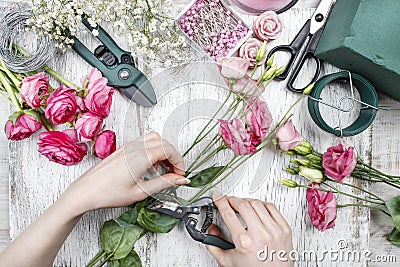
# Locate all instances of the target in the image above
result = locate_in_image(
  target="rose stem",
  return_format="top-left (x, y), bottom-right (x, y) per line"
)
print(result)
top-left (0, 71), bottom-right (23, 111)
top-left (42, 65), bottom-right (74, 88)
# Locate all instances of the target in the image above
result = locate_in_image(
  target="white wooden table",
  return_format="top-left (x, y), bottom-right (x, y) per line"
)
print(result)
top-left (1, 0), bottom-right (400, 266)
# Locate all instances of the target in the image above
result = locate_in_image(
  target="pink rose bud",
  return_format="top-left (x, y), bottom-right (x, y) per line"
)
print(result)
top-left (275, 120), bottom-right (302, 151)
top-left (218, 57), bottom-right (250, 80)
top-left (219, 118), bottom-right (256, 155)
top-left (322, 142), bottom-right (357, 183)
top-left (253, 11), bottom-right (283, 41)
top-left (20, 72), bottom-right (49, 108)
top-left (45, 85), bottom-right (78, 125)
top-left (75, 112), bottom-right (104, 141)
top-left (38, 129), bottom-right (88, 166)
top-left (306, 183), bottom-right (337, 231)
top-left (5, 113), bottom-right (42, 141)
top-left (239, 38), bottom-right (266, 68)
top-left (244, 98), bottom-right (272, 145)
top-left (94, 130), bottom-right (117, 159)
top-left (83, 68), bottom-right (114, 117)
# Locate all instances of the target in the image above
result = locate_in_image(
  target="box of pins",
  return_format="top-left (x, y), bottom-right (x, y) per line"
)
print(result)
top-left (177, 0), bottom-right (253, 61)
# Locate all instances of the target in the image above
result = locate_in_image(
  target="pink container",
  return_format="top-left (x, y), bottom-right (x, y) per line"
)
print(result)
top-left (227, 0), bottom-right (298, 14)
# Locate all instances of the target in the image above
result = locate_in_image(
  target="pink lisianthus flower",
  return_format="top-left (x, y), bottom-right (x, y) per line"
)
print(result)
top-left (20, 72), bottom-right (49, 108)
top-left (218, 57), bottom-right (250, 80)
top-left (38, 129), bottom-right (88, 166)
top-left (83, 68), bottom-right (114, 117)
top-left (5, 113), bottom-right (42, 141)
top-left (224, 75), bottom-right (265, 98)
top-left (275, 120), bottom-right (302, 151)
top-left (45, 85), bottom-right (78, 125)
top-left (219, 118), bottom-right (256, 155)
top-left (75, 112), bottom-right (104, 142)
top-left (306, 183), bottom-right (337, 231)
top-left (322, 142), bottom-right (357, 183)
top-left (94, 130), bottom-right (117, 159)
top-left (245, 98), bottom-right (272, 145)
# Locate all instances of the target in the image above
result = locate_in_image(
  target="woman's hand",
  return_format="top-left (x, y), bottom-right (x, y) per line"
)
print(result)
top-left (207, 193), bottom-right (293, 267)
top-left (63, 132), bottom-right (189, 216)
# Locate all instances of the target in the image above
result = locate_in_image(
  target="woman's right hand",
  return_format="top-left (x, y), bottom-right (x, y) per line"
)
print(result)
top-left (206, 193), bottom-right (294, 267)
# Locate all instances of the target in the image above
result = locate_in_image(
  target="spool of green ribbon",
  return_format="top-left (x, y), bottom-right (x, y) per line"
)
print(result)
top-left (307, 71), bottom-right (378, 137)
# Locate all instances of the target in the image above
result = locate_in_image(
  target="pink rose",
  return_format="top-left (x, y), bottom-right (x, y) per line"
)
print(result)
top-left (5, 113), bottom-right (42, 141)
top-left (245, 98), bottom-right (272, 145)
top-left (94, 130), bottom-right (117, 159)
top-left (239, 38), bottom-right (266, 68)
top-left (218, 57), bottom-right (250, 80)
top-left (219, 118), bottom-right (256, 155)
top-left (75, 112), bottom-right (103, 141)
top-left (275, 120), bottom-right (302, 151)
top-left (83, 68), bottom-right (114, 117)
top-left (45, 85), bottom-right (78, 125)
top-left (225, 75), bottom-right (264, 98)
top-left (38, 129), bottom-right (88, 166)
top-left (253, 11), bottom-right (283, 41)
top-left (20, 72), bottom-right (49, 108)
top-left (306, 183), bottom-right (337, 231)
top-left (322, 142), bottom-right (357, 183)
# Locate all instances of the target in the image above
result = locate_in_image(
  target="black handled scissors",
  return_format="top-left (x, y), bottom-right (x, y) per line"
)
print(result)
top-left (267, 0), bottom-right (336, 93)
top-left (146, 196), bottom-right (235, 250)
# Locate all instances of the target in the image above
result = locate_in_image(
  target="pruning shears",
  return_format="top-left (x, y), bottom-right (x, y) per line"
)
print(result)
top-left (71, 17), bottom-right (157, 107)
top-left (146, 197), bottom-right (235, 250)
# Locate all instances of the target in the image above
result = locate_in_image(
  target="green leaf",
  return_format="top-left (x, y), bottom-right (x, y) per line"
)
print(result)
top-left (119, 250), bottom-right (142, 267)
top-left (8, 111), bottom-right (23, 125)
top-left (108, 260), bottom-right (120, 267)
top-left (186, 166), bottom-right (225, 188)
top-left (100, 220), bottom-right (144, 260)
top-left (388, 227), bottom-right (400, 247)
top-left (385, 196), bottom-right (400, 231)
top-left (118, 208), bottom-right (139, 225)
top-left (137, 208), bottom-right (180, 233)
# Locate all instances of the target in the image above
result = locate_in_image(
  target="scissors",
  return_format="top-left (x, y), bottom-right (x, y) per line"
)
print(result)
top-left (266, 0), bottom-right (336, 93)
top-left (146, 196), bottom-right (235, 250)
top-left (71, 17), bottom-right (157, 107)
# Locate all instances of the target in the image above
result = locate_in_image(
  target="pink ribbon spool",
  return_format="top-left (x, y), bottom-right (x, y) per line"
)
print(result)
top-left (228, 0), bottom-right (298, 14)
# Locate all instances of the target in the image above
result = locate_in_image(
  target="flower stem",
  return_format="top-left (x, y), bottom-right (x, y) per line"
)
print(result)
top-left (186, 145), bottom-right (224, 174)
top-left (337, 203), bottom-right (390, 216)
top-left (86, 250), bottom-right (107, 267)
top-left (38, 108), bottom-right (54, 131)
top-left (0, 70), bottom-right (23, 111)
top-left (43, 65), bottom-right (74, 88)
top-left (0, 59), bottom-right (21, 89)
top-left (97, 253), bottom-right (114, 267)
top-left (322, 182), bottom-right (384, 205)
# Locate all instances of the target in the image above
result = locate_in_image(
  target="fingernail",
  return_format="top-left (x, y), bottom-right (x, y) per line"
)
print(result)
top-left (176, 178), bottom-right (191, 185)
top-left (212, 190), bottom-right (222, 200)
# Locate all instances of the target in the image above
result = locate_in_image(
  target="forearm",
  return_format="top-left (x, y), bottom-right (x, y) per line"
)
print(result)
top-left (0, 188), bottom-right (85, 266)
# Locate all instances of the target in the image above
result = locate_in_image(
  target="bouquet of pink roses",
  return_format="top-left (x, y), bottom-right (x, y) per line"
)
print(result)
top-left (276, 120), bottom-right (400, 246)
top-left (0, 58), bottom-right (117, 165)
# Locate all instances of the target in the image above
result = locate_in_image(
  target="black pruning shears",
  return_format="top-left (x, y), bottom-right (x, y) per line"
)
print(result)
top-left (146, 197), bottom-right (235, 250)
top-left (71, 17), bottom-right (157, 107)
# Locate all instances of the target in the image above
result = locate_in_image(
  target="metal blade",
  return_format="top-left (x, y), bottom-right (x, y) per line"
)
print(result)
top-left (120, 80), bottom-right (157, 107)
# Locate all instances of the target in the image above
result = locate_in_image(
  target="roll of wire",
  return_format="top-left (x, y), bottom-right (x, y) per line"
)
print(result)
top-left (0, 3), bottom-right (55, 73)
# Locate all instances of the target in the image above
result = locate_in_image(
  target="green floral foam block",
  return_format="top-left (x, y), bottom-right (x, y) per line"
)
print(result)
top-left (315, 0), bottom-right (400, 99)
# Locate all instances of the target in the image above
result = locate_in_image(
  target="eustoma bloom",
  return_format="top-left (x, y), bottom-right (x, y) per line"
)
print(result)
top-left (253, 10), bottom-right (283, 41)
top-left (45, 85), bottom-right (78, 125)
top-left (83, 68), bottom-right (114, 117)
top-left (94, 130), bottom-right (117, 159)
top-left (38, 129), bottom-right (88, 166)
top-left (5, 113), bottom-right (42, 141)
top-left (219, 118), bottom-right (256, 155)
top-left (322, 142), bottom-right (357, 183)
top-left (245, 98), bottom-right (272, 145)
top-left (219, 57), bottom-right (250, 80)
top-left (306, 183), bottom-right (337, 231)
top-left (20, 72), bottom-right (49, 109)
top-left (275, 120), bottom-right (302, 151)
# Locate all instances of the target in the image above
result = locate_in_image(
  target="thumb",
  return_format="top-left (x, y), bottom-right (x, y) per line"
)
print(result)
top-left (206, 224), bottom-right (230, 266)
top-left (139, 173), bottom-right (190, 196)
